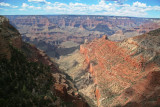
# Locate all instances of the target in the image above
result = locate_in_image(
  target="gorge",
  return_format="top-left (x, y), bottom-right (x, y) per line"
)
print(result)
top-left (1, 15), bottom-right (160, 107)
top-left (6, 15), bottom-right (160, 58)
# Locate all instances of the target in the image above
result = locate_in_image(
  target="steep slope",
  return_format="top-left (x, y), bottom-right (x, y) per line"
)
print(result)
top-left (57, 28), bottom-right (160, 107)
top-left (0, 16), bottom-right (89, 107)
top-left (80, 29), bottom-right (160, 106)
top-left (0, 16), bottom-right (22, 60)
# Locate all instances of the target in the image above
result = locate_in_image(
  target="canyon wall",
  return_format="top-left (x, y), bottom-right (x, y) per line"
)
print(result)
top-left (80, 29), bottom-right (160, 106)
top-left (0, 16), bottom-right (89, 107)
top-left (5, 15), bottom-right (160, 59)
top-left (7, 15), bottom-right (160, 58)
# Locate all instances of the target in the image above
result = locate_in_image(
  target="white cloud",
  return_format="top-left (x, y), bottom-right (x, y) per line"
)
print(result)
top-left (69, 3), bottom-right (87, 11)
top-left (19, 0), bottom-right (160, 17)
top-left (20, 3), bottom-right (41, 11)
top-left (44, 2), bottom-right (67, 11)
top-left (0, 2), bottom-right (10, 7)
top-left (44, 0), bottom-right (115, 14)
top-left (12, 6), bottom-right (18, 8)
top-left (29, 6), bottom-right (41, 9)
top-left (99, 0), bottom-right (106, 6)
top-left (133, 1), bottom-right (146, 7)
top-left (0, 2), bottom-right (18, 8)
top-left (22, 3), bottom-right (29, 8)
top-left (145, 6), bottom-right (160, 11)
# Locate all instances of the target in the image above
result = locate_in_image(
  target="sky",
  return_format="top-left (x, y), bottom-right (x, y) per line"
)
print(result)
top-left (0, 0), bottom-right (160, 18)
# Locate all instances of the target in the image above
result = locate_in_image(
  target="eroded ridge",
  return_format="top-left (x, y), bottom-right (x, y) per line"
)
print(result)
top-left (80, 30), bottom-right (160, 107)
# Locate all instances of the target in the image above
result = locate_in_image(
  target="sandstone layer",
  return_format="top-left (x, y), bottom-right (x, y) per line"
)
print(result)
top-left (80, 29), bottom-right (160, 106)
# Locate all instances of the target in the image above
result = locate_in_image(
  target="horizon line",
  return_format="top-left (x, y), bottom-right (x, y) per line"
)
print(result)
top-left (2, 14), bottom-right (160, 19)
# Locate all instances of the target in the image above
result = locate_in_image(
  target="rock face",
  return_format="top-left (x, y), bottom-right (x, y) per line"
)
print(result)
top-left (5, 15), bottom-right (160, 59)
top-left (80, 29), bottom-right (160, 106)
top-left (0, 16), bottom-right (89, 107)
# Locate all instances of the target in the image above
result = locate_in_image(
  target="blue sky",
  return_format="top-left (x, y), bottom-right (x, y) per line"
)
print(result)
top-left (0, 0), bottom-right (160, 18)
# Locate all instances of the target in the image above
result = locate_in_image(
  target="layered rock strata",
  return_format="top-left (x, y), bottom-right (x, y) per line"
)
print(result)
top-left (80, 29), bottom-right (160, 106)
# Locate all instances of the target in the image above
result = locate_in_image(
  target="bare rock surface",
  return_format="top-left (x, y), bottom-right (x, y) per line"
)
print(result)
top-left (79, 29), bottom-right (160, 106)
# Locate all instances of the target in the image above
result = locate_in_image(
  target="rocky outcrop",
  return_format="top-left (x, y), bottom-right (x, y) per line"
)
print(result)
top-left (0, 16), bottom-right (22, 60)
top-left (80, 29), bottom-right (160, 106)
top-left (0, 16), bottom-right (22, 49)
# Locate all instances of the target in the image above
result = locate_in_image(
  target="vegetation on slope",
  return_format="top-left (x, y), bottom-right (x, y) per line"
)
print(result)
top-left (0, 16), bottom-right (89, 107)
top-left (0, 16), bottom-right (58, 106)
top-left (0, 46), bottom-right (57, 107)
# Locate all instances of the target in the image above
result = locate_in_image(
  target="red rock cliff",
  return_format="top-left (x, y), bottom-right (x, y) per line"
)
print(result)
top-left (80, 29), bottom-right (160, 107)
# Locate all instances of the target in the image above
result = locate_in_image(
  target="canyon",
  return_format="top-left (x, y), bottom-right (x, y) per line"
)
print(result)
top-left (6, 15), bottom-right (160, 58)
top-left (58, 29), bottom-right (160, 107)
top-left (1, 15), bottom-right (160, 107)
top-left (0, 16), bottom-right (89, 107)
